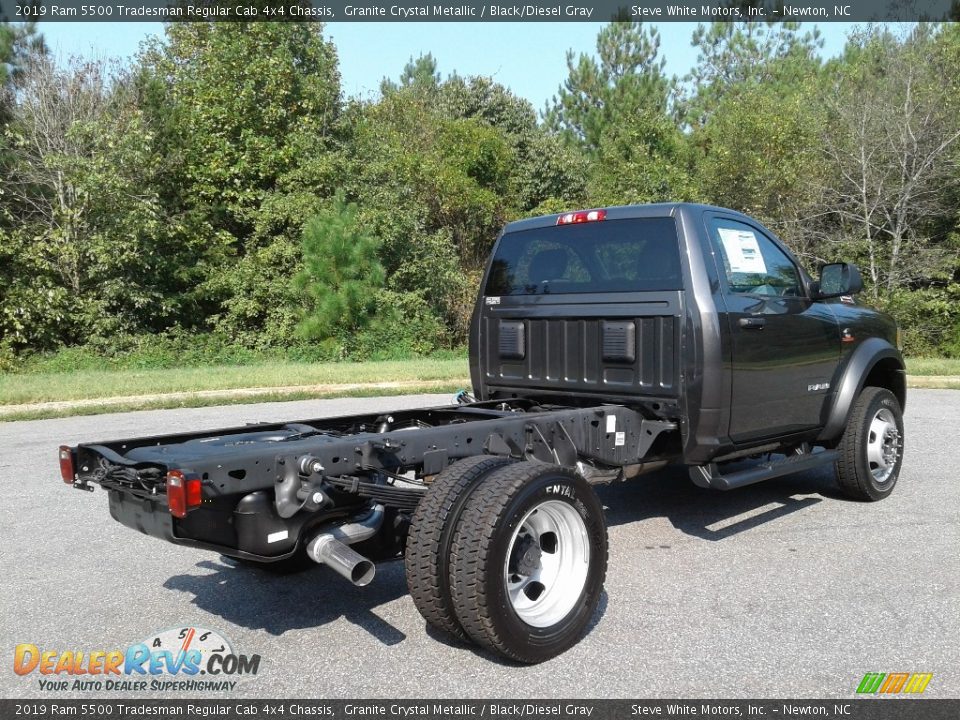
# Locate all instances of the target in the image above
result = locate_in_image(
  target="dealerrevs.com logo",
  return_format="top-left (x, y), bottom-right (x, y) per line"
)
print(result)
top-left (14, 626), bottom-right (260, 693)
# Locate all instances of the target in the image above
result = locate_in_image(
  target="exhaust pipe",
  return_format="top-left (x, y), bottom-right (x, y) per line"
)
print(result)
top-left (305, 504), bottom-right (384, 586)
top-left (309, 537), bottom-right (376, 586)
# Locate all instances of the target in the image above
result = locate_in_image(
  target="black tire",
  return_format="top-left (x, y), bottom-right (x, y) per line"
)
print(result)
top-left (448, 462), bottom-right (608, 664)
top-left (405, 455), bottom-right (516, 639)
top-left (836, 386), bottom-right (904, 501)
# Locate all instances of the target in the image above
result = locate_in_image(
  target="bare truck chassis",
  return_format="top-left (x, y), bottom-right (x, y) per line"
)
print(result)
top-left (61, 203), bottom-right (906, 663)
top-left (67, 399), bottom-right (676, 562)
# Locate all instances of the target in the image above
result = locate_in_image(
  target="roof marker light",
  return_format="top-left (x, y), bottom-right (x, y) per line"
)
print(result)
top-left (557, 209), bottom-right (607, 225)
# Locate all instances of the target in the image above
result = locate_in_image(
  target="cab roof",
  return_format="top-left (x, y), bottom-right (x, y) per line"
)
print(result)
top-left (503, 203), bottom-right (753, 234)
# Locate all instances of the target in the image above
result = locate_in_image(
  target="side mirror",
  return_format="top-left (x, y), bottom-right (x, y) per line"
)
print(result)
top-left (815, 263), bottom-right (863, 299)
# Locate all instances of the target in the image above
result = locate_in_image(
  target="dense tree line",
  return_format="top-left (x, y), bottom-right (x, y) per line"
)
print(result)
top-left (1, 20), bottom-right (958, 368)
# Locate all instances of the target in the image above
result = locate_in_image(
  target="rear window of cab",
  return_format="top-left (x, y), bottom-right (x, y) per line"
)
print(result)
top-left (484, 217), bottom-right (682, 296)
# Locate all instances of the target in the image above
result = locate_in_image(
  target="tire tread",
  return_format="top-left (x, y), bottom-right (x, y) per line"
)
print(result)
top-left (405, 455), bottom-right (514, 638)
top-left (448, 463), bottom-right (607, 663)
top-left (836, 386), bottom-right (902, 501)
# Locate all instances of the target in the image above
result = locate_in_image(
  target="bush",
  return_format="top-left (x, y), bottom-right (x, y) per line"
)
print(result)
top-left (941, 322), bottom-right (960, 359)
top-left (7, 319), bottom-right (463, 374)
top-left (342, 290), bottom-right (452, 361)
top-left (881, 284), bottom-right (960, 357)
top-left (12, 331), bottom-right (280, 374)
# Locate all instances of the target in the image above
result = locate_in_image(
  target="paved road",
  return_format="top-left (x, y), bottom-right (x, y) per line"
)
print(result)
top-left (1, 391), bottom-right (957, 699)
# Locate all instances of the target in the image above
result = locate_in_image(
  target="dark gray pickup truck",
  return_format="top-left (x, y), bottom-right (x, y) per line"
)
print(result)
top-left (60, 203), bottom-right (906, 663)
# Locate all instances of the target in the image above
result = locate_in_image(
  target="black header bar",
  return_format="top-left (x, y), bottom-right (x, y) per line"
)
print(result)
top-left (3, 699), bottom-right (960, 720)
top-left (1, 0), bottom-right (957, 23)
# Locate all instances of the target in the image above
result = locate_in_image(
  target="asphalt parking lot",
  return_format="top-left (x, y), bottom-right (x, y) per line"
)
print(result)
top-left (1, 390), bottom-right (957, 699)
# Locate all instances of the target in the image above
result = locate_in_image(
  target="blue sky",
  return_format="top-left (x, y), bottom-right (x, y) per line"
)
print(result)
top-left (40, 21), bottom-right (856, 111)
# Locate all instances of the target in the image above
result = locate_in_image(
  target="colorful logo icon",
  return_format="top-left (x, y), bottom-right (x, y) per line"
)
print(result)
top-left (856, 673), bottom-right (932, 694)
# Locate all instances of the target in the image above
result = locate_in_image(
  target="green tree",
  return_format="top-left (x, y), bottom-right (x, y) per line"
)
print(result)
top-left (294, 197), bottom-right (385, 343)
top-left (439, 74), bottom-right (586, 212)
top-left (0, 21), bottom-right (45, 98)
top-left (546, 20), bottom-right (669, 152)
top-left (588, 108), bottom-right (699, 206)
top-left (0, 21), bottom-right (45, 234)
top-left (683, 19), bottom-right (822, 128)
top-left (344, 62), bottom-right (539, 343)
top-left (818, 25), bottom-right (960, 299)
top-left (693, 77), bottom-right (824, 240)
top-left (0, 54), bottom-right (167, 352)
top-left (137, 22), bottom-right (343, 345)
top-left (381, 52), bottom-right (441, 96)
top-left (684, 19), bottom-right (826, 259)
top-left (547, 21), bottom-right (691, 205)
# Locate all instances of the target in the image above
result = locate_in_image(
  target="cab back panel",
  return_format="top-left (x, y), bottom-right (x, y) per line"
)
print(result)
top-left (479, 293), bottom-right (682, 401)
top-left (473, 214), bottom-right (685, 404)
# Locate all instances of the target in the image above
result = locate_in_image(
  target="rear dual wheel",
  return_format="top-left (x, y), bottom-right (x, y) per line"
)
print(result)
top-left (406, 458), bottom-right (607, 663)
top-left (405, 455), bottom-right (516, 639)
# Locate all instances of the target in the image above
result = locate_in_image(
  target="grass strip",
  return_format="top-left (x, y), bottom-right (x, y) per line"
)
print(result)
top-left (1, 354), bottom-right (956, 422)
top-left (0, 358), bottom-right (469, 405)
top-left (0, 380), bottom-right (468, 422)
top-left (905, 357), bottom-right (960, 376)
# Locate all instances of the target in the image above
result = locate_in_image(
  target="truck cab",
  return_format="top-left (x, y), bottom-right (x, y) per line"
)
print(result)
top-left (471, 203), bottom-right (905, 466)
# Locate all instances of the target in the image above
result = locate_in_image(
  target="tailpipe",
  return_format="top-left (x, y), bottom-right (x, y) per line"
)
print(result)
top-left (308, 537), bottom-right (376, 586)
top-left (305, 504), bottom-right (384, 586)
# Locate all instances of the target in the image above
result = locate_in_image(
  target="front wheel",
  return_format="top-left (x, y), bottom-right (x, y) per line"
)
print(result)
top-left (448, 462), bottom-right (607, 664)
top-left (836, 386), bottom-right (904, 501)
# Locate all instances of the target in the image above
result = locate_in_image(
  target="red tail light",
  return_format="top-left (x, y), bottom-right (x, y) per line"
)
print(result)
top-left (556, 209), bottom-right (606, 225)
top-left (186, 475), bottom-right (202, 507)
top-left (59, 446), bottom-right (75, 484)
top-left (166, 470), bottom-right (202, 519)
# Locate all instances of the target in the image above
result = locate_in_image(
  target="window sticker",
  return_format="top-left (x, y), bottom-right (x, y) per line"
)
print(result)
top-left (717, 227), bottom-right (767, 274)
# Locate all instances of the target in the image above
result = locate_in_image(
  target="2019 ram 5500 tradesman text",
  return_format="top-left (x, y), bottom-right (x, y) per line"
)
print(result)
top-left (60, 204), bottom-right (906, 663)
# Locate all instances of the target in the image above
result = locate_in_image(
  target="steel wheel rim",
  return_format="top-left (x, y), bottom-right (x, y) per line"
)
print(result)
top-left (866, 407), bottom-right (900, 484)
top-left (504, 499), bottom-right (590, 628)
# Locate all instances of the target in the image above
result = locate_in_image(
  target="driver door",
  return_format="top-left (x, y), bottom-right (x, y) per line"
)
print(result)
top-left (707, 215), bottom-right (839, 443)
